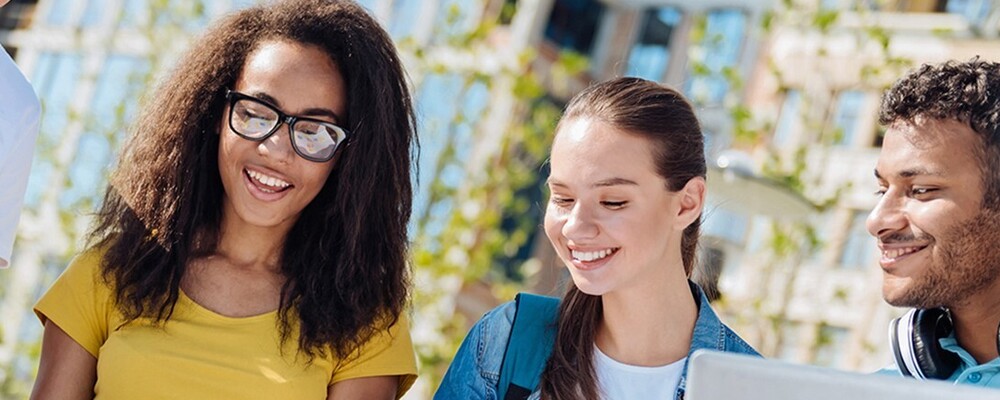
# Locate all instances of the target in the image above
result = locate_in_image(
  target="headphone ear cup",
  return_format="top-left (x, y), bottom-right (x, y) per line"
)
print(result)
top-left (996, 320), bottom-right (1000, 359)
top-left (889, 315), bottom-right (914, 378)
top-left (911, 308), bottom-right (961, 380)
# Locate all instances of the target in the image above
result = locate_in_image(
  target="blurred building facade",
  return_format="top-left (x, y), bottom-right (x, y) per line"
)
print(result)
top-left (3, 0), bottom-right (1000, 397)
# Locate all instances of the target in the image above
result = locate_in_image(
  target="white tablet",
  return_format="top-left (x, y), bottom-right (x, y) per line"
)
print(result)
top-left (686, 350), bottom-right (1000, 400)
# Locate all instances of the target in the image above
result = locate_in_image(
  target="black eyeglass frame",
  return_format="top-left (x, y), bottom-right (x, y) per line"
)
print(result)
top-left (224, 89), bottom-right (350, 163)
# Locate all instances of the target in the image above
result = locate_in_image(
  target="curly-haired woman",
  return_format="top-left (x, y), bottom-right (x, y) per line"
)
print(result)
top-left (31, 1), bottom-right (417, 398)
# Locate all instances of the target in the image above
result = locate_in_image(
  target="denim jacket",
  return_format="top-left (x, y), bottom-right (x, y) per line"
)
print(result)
top-left (434, 282), bottom-right (760, 400)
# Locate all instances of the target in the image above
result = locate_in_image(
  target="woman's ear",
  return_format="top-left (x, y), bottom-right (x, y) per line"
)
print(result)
top-left (675, 176), bottom-right (706, 230)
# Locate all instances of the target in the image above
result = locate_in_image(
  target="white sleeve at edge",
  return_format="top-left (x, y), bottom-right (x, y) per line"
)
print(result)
top-left (0, 43), bottom-right (42, 268)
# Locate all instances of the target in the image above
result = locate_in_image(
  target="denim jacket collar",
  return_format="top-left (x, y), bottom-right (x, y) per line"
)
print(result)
top-left (432, 280), bottom-right (758, 400)
top-left (674, 281), bottom-right (758, 399)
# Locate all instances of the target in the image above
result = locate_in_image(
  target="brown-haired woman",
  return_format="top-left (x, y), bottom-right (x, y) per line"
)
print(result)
top-left (31, 1), bottom-right (417, 399)
top-left (435, 77), bottom-right (759, 400)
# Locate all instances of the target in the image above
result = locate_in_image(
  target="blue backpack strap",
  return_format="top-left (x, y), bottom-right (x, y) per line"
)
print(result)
top-left (497, 292), bottom-right (560, 400)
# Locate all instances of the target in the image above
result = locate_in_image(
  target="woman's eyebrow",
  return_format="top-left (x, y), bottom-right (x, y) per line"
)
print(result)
top-left (250, 90), bottom-right (342, 121)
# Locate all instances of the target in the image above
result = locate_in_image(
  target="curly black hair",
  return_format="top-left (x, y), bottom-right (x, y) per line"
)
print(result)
top-left (89, 0), bottom-right (416, 361)
top-left (879, 57), bottom-right (1000, 210)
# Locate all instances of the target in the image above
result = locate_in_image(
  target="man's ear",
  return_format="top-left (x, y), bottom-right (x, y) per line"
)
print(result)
top-left (675, 176), bottom-right (706, 230)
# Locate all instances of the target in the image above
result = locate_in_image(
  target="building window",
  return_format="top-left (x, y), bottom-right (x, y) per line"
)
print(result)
top-left (117, 0), bottom-right (150, 28)
top-left (773, 89), bottom-right (801, 146)
top-left (813, 324), bottom-right (849, 367)
top-left (625, 7), bottom-right (682, 82)
top-left (81, 0), bottom-right (105, 27)
top-left (412, 73), bottom-right (490, 238)
top-left (685, 8), bottom-right (746, 105)
top-left (544, 0), bottom-right (605, 56)
top-left (232, 0), bottom-right (259, 9)
top-left (33, 52), bottom-right (82, 141)
top-left (61, 56), bottom-right (150, 208)
top-left (0, 0), bottom-right (38, 31)
top-left (24, 52), bottom-right (82, 207)
top-left (839, 210), bottom-right (875, 269)
top-left (831, 90), bottom-right (866, 147)
top-left (389, 0), bottom-right (421, 39)
top-left (432, 0), bottom-right (479, 41)
top-left (46, 0), bottom-right (74, 26)
top-left (946, 0), bottom-right (991, 25)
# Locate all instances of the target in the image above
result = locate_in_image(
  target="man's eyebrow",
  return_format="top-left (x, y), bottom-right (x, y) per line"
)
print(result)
top-left (874, 167), bottom-right (944, 180)
top-left (899, 167), bottom-right (943, 178)
top-left (251, 91), bottom-right (343, 122)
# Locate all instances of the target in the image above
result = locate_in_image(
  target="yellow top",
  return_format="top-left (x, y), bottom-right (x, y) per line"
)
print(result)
top-left (34, 249), bottom-right (417, 399)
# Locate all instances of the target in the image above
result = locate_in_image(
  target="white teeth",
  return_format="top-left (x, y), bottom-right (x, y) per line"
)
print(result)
top-left (246, 169), bottom-right (290, 190)
top-left (571, 248), bottom-right (615, 262)
top-left (884, 247), bottom-right (922, 259)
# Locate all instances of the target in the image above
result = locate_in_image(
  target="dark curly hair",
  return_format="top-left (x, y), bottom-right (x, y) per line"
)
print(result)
top-left (879, 57), bottom-right (1000, 210)
top-left (88, 0), bottom-right (416, 361)
top-left (540, 77), bottom-right (705, 400)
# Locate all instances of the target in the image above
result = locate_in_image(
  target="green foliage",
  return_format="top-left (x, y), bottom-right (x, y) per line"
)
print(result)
top-left (400, 2), bottom-right (587, 394)
top-left (813, 9), bottom-right (840, 33)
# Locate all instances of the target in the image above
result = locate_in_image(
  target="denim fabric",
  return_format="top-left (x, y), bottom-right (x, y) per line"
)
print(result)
top-left (434, 282), bottom-right (760, 400)
top-left (878, 335), bottom-right (1000, 389)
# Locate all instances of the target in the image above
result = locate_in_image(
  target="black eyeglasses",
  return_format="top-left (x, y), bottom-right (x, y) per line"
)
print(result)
top-left (225, 89), bottom-right (349, 162)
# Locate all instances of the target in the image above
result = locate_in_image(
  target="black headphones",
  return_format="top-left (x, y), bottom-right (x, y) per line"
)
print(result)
top-left (889, 308), bottom-right (1000, 380)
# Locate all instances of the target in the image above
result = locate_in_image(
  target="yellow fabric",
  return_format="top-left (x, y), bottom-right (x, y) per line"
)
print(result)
top-left (34, 249), bottom-right (417, 399)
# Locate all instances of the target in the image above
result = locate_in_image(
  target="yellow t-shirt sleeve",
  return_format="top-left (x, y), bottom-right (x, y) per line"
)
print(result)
top-left (33, 249), bottom-right (113, 358)
top-left (331, 313), bottom-right (418, 397)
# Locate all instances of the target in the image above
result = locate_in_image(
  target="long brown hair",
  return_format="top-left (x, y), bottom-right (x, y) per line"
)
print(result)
top-left (539, 77), bottom-right (705, 399)
top-left (89, 0), bottom-right (416, 361)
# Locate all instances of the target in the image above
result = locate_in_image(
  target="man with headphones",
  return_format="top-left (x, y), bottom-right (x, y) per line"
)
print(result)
top-left (868, 58), bottom-right (1000, 388)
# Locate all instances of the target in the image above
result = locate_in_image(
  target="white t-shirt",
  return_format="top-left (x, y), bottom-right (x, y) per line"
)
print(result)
top-left (594, 345), bottom-right (686, 400)
top-left (0, 44), bottom-right (41, 268)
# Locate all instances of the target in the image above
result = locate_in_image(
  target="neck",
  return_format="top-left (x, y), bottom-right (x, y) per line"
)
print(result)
top-left (596, 268), bottom-right (697, 367)
top-left (213, 201), bottom-right (292, 272)
top-left (949, 280), bottom-right (1000, 364)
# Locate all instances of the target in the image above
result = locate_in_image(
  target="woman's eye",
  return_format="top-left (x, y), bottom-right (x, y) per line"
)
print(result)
top-left (551, 197), bottom-right (573, 206)
top-left (911, 187), bottom-right (936, 196)
top-left (602, 201), bottom-right (627, 209)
